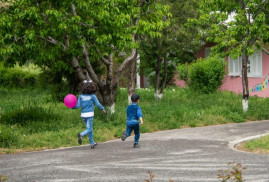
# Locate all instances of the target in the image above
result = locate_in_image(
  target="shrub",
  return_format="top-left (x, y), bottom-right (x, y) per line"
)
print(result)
top-left (38, 69), bottom-right (78, 102)
top-left (0, 66), bottom-right (38, 87)
top-left (187, 56), bottom-right (226, 93)
top-left (0, 125), bottom-right (19, 148)
top-left (177, 63), bottom-right (189, 82)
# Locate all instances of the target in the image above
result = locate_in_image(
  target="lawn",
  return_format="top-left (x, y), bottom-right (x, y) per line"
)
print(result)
top-left (1, 86), bottom-right (269, 154)
top-left (243, 134), bottom-right (269, 154)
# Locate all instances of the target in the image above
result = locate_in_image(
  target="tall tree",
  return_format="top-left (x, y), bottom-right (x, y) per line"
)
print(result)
top-left (139, 0), bottom-right (200, 99)
top-left (0, 0), bottom-right (170, 112)
top-left (127, 51), bottom-right (137, 104)
top-left (190, 0), bottom-right (269, 111)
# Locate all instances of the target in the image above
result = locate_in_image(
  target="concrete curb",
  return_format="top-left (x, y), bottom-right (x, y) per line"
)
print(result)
top-left (228, 132), bottom-right (269, 153)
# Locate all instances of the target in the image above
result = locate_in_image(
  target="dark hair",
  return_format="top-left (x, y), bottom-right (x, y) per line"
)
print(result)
top-left (82, 81), bottom-right (97, 94)
top-left (131, 94), bottom-right (140, 102)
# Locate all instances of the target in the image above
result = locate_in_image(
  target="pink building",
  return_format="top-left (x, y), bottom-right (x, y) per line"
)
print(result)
top-left (175, 44), bottom-right (269, 97)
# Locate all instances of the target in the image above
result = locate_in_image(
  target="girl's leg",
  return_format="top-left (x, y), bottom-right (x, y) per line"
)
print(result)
top-left (87, 117), bottom-right (95, 145)
top-left (80, 117), bottom-right (95, 145)
top-left (81, 118), bottom-right (90, 136)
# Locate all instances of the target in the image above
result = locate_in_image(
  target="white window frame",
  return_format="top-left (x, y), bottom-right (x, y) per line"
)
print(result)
top-left (205, 47), bottom-right (211, 58)
top-left (228, 50), bottom-right (262, 78)
top-left (228, 56), bottom-right (241, 76)
top-left (248, 50), bottom-right (262, 77)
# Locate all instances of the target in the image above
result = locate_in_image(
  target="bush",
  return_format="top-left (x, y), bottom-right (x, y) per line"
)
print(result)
top-left (38, 69), bottom-right (79, 102)
top-left (177, 63), bottom-right (189, 82)
top-left (0, 66), bottom-right (38, 87)
top-left (178, 56), bottom-right (226, 94)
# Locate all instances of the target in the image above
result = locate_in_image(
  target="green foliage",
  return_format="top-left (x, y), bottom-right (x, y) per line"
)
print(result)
top-left (142, 61), bottom-right (176, 86)
top-left (225, 112), bottom-right (245, 123)
top-left (0, 125), bottom-right (19, 148)
top-left (139, 0), bottom-right (200, 89)
top-left (0, 0), bottom-right (170, 99)
top-left (0, 65), bottom-right (38, 87)
top-left (38, 69), bottom-right (75, 102)
top-left (179, 56), bottom-right (226, 93)
top-left (177, 63), bottom-right (189, 82)
top-left (190, 0), bottom-right (269, 58)
top-left (1, 106), bottom-right (59, 126)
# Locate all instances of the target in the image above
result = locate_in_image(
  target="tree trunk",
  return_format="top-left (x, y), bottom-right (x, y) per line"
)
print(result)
top-left (71, 57), bottom-right (87, 81)
top-left (160, 57), bottom-right (168, 95)
top-left (154, 57), bottom-right (163, 99)
top-left (99, 87), bottom-right (117, 113)
top-left (242, 49), bottom-right (249, 112)
top-left (128, 52), bottom-right (137, 104)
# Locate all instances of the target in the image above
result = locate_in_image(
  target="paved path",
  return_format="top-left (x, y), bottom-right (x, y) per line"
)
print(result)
top-left (1, 120), bottom-right (269, 182)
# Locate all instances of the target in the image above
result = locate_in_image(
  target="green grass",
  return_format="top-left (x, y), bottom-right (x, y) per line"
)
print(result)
top-left (1, 87), bottom-right (269, 154)
top-left (243, 135), bottom-right (269, 153)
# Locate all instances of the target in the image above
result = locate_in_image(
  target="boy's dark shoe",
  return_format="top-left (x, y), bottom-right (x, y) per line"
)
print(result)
top-left (91, 143), bottom-right (98, 149)
top-left (121, 131), bottom-right (127, 141)
top-left (78, 133), bottom-right (82, 145)
top-left (133, 143), bottom-right (140, 148)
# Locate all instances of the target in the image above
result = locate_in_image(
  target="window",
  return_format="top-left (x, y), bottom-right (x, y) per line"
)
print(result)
top-left (228, 56), bottom-right (241, 76)
top-left (228, 50), bottom-right (262, 78)
top-left (205, 47), bottom-right (211, 58)
top-left (248, 50), bottom-right (262, 77)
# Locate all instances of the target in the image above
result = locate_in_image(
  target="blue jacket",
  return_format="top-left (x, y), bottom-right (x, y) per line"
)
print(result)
top-left (126, 103), bottom-right (143, 122)
top-left (73, 94), bottom-right (104, 118)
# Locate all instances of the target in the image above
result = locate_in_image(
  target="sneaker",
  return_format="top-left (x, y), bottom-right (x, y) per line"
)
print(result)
top-left (133, 143), bottom-right (140, 148)
top-left (77, 133), bottom-right (82, 145)
top-left (121, 131), bottom-right (127, 141)
top-left (91, 143), bottom-right (98, 149)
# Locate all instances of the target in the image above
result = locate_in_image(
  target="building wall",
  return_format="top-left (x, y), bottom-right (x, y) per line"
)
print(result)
top-left (219, 51), bottom-right (269, 97)
top-left (174, 45), bottom-right (269, 97)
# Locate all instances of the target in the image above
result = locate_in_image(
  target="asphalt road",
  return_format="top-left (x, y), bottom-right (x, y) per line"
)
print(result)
top-left (1, 120), bottom-right (269, 182)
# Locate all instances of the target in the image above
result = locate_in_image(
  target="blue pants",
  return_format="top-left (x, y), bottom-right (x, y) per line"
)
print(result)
top-left (126, 121), bottom-right (140, 144)
top-left (80, 117), bottom-right (95, 145)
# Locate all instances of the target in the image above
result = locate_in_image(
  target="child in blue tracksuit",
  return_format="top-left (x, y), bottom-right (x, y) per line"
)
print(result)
top-left (121, 94), bottom-right (143, 148)
top-left (73, 80), bottom-right (106, 149)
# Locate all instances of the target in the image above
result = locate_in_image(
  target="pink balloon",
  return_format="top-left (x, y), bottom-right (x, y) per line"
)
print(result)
top-left (64, 94), bottom-right (77, 108)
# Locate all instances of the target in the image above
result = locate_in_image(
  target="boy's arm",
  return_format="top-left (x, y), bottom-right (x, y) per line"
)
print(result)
top-left (92, 95), bottom-right (106, 113)
top-left (137, 106), bottom-right (143, 125)
top-left (139, 117), bottom-right (143, 125)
